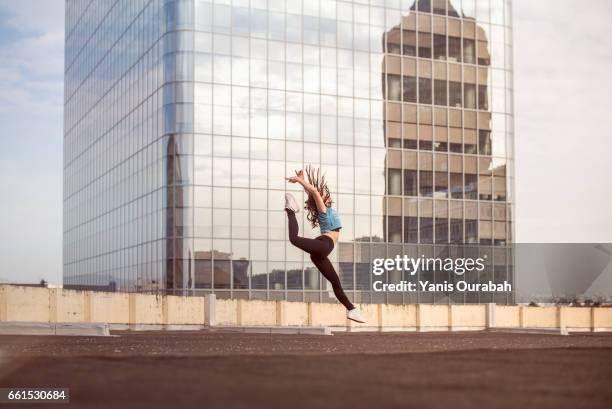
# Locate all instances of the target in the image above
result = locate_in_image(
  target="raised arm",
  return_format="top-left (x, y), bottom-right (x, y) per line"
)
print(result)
top-left (286, 170), bottom-right (327, 213)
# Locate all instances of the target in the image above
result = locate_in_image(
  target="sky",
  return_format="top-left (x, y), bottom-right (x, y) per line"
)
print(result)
top-left (0, 0), bottom-right (611, 285)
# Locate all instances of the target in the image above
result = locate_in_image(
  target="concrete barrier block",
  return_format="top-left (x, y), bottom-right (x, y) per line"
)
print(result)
top-left (309, 302), bottom-right (346, 327)
top-left (216, 299), bottom-right (239, 325)
top-left (379, 304), bottom-right (417, 328)
top-left (278, 301), bottom-right (309, 326)
top-left (560, 307), bottom-right (592, 330)
top-left (51, 289), bottom-right (86, 323)
top-left (88, 292), bottom-right (130, 324)
top-left (0, 286), bottom-right (50, 322)
top-left (129, 293), bottom-right (163, 325)
top-left (495, 305), bottom-right (520, 328)
top-left (347, 303), bottom-right (379, 331)
top-left (522, 306), bottom-right (558, 328)
top-left (451, 305), bottom-right (487, 329)
top-left (593, 308), bottom-right (612, 331)
top-left (418, 304), bottom-right (450, 331)
top-left (239, 300), bottom-right (277, 326)
top-left (164, 295), bottom-right (205, 325)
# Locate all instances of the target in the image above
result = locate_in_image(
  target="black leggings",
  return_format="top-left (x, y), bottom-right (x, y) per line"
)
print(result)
top-left (286, 210), bottom-right (354, 310)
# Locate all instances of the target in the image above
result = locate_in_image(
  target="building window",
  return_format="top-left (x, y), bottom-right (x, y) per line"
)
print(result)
top-left (464, 83), bottom-right (476, 109)
top-left (478, 85), bottom-right (488, 110)
top-left (464, 174), bottom-right (478, 200)
top-left (448, 37), bottom-right (462, 62)
top-left (465, 220), bottom-right (478, 243)
top-left (449, 81), bottom-right (462, 107)
top-left (386, 74), bottom-right (401, 101)
top-left (463, 39), bottom-right (476, 64)
top-left (479, 130), bottom-right (492, 155)
top-left (477, 40), bottom-right (490, 65)
top-left (418, 32), bottom-right (432, 58)
top-left (435, 217), bottom-right (448, 243)
top-left (434, 171), bottom-right (448, 198)
top-left (417, 0), bottom-right (431, 13)
top-left (404, 138), bottom-right (418, 150)
top-left (433, 34), bottom-right (446, 60)
top-left (432, 0), bottom-right (446, 15)
top-left (404, 217), bottom-right (419, 243)
top-left (388, 137), bottom-right (402, 148)
top-left (233, 260), bottom-right (249, 289)
top-left (450, 173), bottom-right (463, 199)
top-left (419, 170), bottom-right (433, 196)
top-left (404, 169), bottom-right (418, 196)
top-left (450, 219), bottom-right (463, 243)
top-left (195, 260), bottom-right (212, 288)
top-left (387, 168), bottom-right (402, 195)
top-left (434, 140), bottom-right (447, 152)
top-left (434, 79), bottom-right (447, 106)
top-left (419, 78), bottom-right (432, 104)
top-left (403, 30), bottom-right (416, 56)
top-left (388, 216), bottom-right (402, 243)
top-left (420, 217), bottom-right (434, 244)
top-left (213, 260), bottom-right (231, 289)
top-left (386, 28), bottom-right (401, 54)
top-left (403, 76), bottom-right (417, 103)
top-left (419, 139), bottom-right (433, 150)
top-left (464, 142), bottom-right (477, 154)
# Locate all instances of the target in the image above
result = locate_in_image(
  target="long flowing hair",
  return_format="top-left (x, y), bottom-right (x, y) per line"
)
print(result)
top-left (304, 165), bottom-right (332, 228)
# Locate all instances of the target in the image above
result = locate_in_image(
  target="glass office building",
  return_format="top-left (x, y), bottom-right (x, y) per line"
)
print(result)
top-left (64, 0), bottom-right (514, 304)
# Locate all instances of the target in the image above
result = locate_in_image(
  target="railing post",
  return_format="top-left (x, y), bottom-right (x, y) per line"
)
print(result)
top-left (204, 294), bottom-right (216, 326)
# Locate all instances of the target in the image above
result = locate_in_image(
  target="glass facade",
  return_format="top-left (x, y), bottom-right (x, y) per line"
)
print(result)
top-left (64, 0), bottom-right (514, 304)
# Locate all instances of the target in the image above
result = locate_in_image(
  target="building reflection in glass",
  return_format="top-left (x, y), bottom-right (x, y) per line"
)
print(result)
top-left (64, 0), bottom-right (514, 304)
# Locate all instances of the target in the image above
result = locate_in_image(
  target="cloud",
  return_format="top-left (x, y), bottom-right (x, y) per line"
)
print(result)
top-left (7, 30), bottom-right (65, 76)
top-left (0, 1), bottom-right (64, 116)
top-left (0, 0), bottom-right (64, 34)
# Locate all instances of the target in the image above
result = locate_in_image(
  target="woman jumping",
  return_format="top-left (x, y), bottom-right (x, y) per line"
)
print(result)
top-left (285, 165), bottom-right (366, 323)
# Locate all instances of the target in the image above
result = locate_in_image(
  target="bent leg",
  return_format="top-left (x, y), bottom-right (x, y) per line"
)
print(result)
top-left (310, 254), bottom-right (355, 310)
top-left (286, 210), bottom-right (327, 256)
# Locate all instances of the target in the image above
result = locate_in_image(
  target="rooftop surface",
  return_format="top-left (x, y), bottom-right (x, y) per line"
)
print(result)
top-left (1, 331), bottom-right (611, 408)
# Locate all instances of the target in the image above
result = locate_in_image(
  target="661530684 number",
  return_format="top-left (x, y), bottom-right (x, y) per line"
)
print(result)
top-left (1, 388), bottom-right (69, 403)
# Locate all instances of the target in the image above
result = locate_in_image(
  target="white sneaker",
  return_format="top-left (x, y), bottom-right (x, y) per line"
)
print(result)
top-left (347, 308), bottom-right (366, 323)
top-left (284, 193), bottom-right (300, 213)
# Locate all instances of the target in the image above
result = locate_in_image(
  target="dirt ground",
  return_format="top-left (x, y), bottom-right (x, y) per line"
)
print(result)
top-left (1, 331), bottom-right (612, 409)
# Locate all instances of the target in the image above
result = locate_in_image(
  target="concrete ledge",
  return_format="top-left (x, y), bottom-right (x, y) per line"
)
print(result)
top-left (55, 322), bottom-right (110, 336)
top-left (451, 326), bottom-right (486, 331)
top-left (109, 324), bottom-right (210, 331)
top-left (488, 327), bottom-right (569, 336)
top-left (212, 325), bottom-right (332, 336)
top-left (346, 326), bottom-right (382, 333)
top-left (418, 326), bottom-right (451, 332)
top-left (593, 327), bottom-right (612, 332)
top-left (379, 326), bottom-right (417, 332)
top-left (0, 321), bottom-right (110, 337)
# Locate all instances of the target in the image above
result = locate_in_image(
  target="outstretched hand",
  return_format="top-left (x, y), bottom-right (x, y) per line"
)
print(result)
top-left (285, 169), bottom-right (304, 184)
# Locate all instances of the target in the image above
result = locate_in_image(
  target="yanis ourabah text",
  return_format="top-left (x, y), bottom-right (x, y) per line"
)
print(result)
top-left (372, 280), bottom-right (512, 293)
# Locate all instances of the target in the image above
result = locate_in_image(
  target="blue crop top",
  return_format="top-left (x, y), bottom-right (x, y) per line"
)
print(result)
top-left (318, 207), bottom-right (342, 234)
